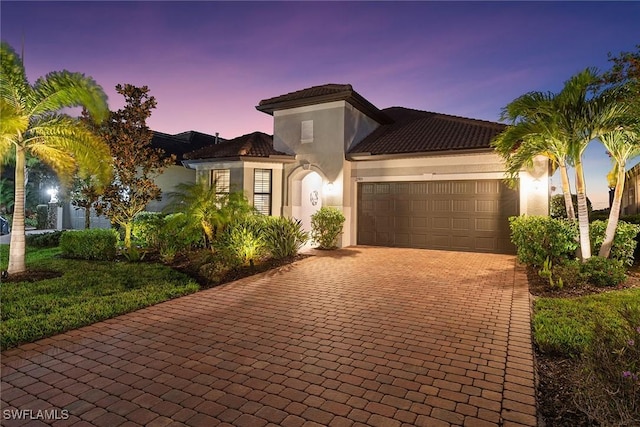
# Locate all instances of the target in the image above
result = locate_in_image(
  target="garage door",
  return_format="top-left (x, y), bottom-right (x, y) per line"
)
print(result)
top-left (357, 180), bottom-right (519, 254)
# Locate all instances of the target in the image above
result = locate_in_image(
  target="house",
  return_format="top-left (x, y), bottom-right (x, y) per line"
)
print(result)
top-left (146, 130), bottom-right (223, 212)
top-left (65, 130), bottom-right (221, 229)
top-left (621, 163), bottom-right (640, 215)
top-left (185, 83), bottom-right (549, 254)
top-left (182, 131), bottom-right (295, 216)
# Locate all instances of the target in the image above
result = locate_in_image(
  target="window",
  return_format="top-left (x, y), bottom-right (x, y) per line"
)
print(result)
top-left (211, 169), bottom-right (230, 194)
top-left (253, 169), bottom-right (272, 215)
top-left (301, 120), bottom-right (313, 143)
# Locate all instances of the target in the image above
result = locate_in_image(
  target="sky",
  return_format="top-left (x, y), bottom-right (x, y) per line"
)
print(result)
top-left (1, 1), bottom-right (639, 209)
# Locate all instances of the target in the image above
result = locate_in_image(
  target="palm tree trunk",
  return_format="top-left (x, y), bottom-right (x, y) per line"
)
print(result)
top-left (559, 163), bottom-right (575, 221)
top-left (85, 207), bottom-right (91, 229)
top-left (574, 161), bottom-right (591, 261)
top-left (8, 146), bottom-right (26, 274)
top-left (599, 164), bottom-right (625, 258)
top-left (124, 222), bottom-right (132, 250)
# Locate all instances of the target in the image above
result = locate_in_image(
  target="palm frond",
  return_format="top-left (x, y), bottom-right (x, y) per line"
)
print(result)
top-left (0, 42), bottom-right (30, 111)
top-left (25, 114), bottom-right (112, 187)
top-left (30, 71), bottom-right (108, 123)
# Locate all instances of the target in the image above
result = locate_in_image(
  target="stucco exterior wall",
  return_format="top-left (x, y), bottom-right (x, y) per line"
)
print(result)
top-left (147, 165), bottom-right (197, 212)
top-left (273, 101), bottom-right (383, 246)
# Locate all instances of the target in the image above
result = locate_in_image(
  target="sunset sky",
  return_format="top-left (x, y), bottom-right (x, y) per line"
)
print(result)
top-left (1, 1), bottom-right (638, 208)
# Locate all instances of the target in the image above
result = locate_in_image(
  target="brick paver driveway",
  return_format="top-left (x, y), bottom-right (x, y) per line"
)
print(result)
top-left (1, 247), bottom-right (537, 427)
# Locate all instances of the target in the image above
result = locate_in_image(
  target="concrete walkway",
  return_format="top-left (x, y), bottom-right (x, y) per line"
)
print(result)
top-left (1, 247), bottom-right (537, 426)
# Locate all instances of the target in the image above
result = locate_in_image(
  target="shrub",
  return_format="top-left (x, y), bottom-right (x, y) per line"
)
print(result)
top-left (551, 194), bottom-right (592, 219)
top-left (539, 258), bottom-right (589, 290)
top-left (262, 216), bottom-right (309, 259)
top-left (311, 207), bottom-right (345, 249)
top-left (582, 256), bottom-right (627, 287)
top-left (60, 229), bottom-right (118, 260)
top-left (573, 306), bottom-right (640, 425)
top-left (132, 211), bottom-right (165, 249)
top-left (36, 204), bottom-right (48, 229)
top-left (214, 216), bottom-right (264, 267)
top-left (26, 231), bottom-right (66, 248)
top-left (553, 259), bottom-right (588, 288)
top-left (509, 216), bottom-right (579, 267)
top-left (590, 220), bottom-right (640, 266)
top-left (156, 213), bottom-right (202, 262)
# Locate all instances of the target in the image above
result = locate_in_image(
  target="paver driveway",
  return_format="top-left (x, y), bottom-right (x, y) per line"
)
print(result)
top-left (1, 247), bottom-right (537, 427)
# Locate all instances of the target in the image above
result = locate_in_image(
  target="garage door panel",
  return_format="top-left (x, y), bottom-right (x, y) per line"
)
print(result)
top-left (475, 237), bottom-right (498, 251)
top-left (358, 180), bottom-right (518, 254)
top-left (432, 217), bottom-right (450, 230)
top-left (452, 218), bottom-right (471, 231)
top-left (411, 216), bottom-right (429, 229)
top-left (432, 200), bottom-right (451, 212)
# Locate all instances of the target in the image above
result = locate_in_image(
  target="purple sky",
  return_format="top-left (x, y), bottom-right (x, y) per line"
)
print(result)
top-left (2, 1), bottom-right (639, 209)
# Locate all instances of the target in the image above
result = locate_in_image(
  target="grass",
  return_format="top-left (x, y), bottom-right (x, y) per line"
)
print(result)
top-left (532, 287), bottom-right (640, 356)
top-left (0, 244), bottom-right (199, 350)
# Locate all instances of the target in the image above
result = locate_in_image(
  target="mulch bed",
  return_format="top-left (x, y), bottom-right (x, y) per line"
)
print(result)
top-left (2, 269), bottom-right (63, 283)
top-left (529, 264), bottom-right (640, 427)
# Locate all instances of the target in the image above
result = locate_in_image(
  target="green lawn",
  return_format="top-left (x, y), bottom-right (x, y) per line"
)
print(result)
top-left (0, 245), bottom-right (199, 350)
top-left (533, 287), bottom-right (640, 356)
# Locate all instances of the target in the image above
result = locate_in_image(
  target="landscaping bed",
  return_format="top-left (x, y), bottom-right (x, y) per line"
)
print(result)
top-left (530, 266), bottom-right (640, 427)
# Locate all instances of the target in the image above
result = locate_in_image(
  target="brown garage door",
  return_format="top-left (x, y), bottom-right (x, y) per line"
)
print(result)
top-left (357, 180), bottom-right (519, 254)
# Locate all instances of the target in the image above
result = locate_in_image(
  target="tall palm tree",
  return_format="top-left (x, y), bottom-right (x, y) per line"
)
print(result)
top-left (0, 42), bottom-right (111, 274)
top-left (493, 91), bottom-right (576, 220)
top-left (558, 69), bottom-right (630, 260)
top-left (495, 68), bottom-right (630, 261)
top-left (598, 123), bottom-right (640, 258)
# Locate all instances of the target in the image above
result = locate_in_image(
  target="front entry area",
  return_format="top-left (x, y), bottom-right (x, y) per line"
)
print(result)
top-left (357, 180), bottom-right (519, 254)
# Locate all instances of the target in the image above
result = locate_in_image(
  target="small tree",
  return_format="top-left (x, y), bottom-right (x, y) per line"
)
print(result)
top-left (70, 175), bottom-right (103, 229)
top-left (98, 84), bottom-right (174, 250)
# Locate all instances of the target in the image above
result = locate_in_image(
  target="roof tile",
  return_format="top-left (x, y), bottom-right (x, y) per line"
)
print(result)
top-left (349, 107), bottom-right (506, 155)
top-left (184, 131), bottom-right (287, 160)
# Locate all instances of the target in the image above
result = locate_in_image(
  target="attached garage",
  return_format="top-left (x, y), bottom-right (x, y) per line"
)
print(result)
top-left (357, 179), bottom-right (519, 254)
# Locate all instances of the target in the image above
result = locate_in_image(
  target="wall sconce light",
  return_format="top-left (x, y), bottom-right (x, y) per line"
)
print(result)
top-left (533, 178), bottom-right (541, 192)
top-left (47, 188), bottom-right (58, 203)
top-left (326, 182), bottom-right (335, 193)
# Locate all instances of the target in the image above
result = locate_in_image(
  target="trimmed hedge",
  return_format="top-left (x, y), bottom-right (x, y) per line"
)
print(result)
top-left (26, 231), bottom-right (66, 248)
top-left (590, 220), bottom-right (640, 266)
top-left (60, 229), bottom-right (118, 260)
top-left (509, 216), bottom-right (579, 267)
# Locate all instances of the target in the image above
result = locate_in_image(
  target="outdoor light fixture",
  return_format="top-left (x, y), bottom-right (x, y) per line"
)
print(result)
top-left (326, 182), bottom-right (335, 193)
top-left (47, 188), bottom-right (58, 203)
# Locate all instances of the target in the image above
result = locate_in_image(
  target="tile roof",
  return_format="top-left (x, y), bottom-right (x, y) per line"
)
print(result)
top-left (348, 107), bottom-right (506, 156)
top-left (151, 131), bottom-right (223, 163)
top-left (258, 84), bottom-right (354, 107)
top-left (257, 83), bottom-right (392, 124)
top-left (183, 131), bottom-right (288, 160)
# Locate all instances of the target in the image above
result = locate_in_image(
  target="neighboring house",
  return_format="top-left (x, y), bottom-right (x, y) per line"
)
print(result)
top-left (65, 130), bottom-right (221, 229)
top-left (621, 163), bottom-right (640, 215)
top-left (146, 130), bottom-right (223, 212)
top-left (189, 83), bottom-right (549, 254)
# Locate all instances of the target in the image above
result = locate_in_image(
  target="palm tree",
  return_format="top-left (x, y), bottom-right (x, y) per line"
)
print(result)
top-left (167, 181), bottom-right (256, 249)
top-left (493, 91), bottom-right (576, 221)
top-left (558, 69), bottom-right (630, 260)
top-left (598, 123), bottom-right (640, 258)
top-left (0, 42), bottom-right (111, 274)
top-left (494, 68), bottom-right (630, 261)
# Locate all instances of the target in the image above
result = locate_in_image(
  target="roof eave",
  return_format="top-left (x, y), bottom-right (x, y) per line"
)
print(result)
top-left (347, 147), bottom-right (496, 161)
top-left (256, 90), bottom-right (392, 125)
top-left (182, 154), bottom-right (296, 168)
